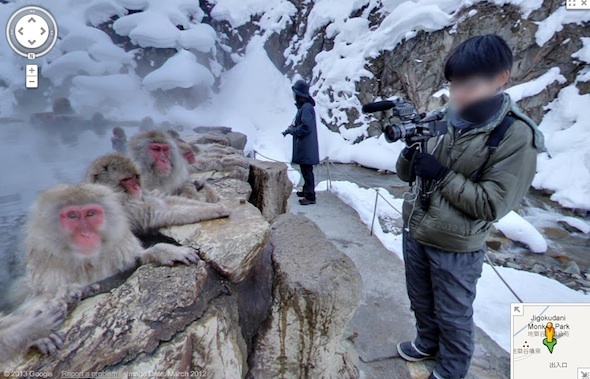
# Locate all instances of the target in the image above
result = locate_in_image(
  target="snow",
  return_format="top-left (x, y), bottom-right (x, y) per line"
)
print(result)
top-left (494, 211), bottom-right (548, 253)
top-left (505, 67), bottom-right (566, 102)
top-left (210, 0), bottom-right (291, 28)
top-left (143, 50), bottom-right (214, 91)
top-left (558, 216), bottom-right (590, 234)
top-left (573, 37), bottom-right (590, 63)
top-left (321, 180), bottom-right (590, 351)
top-left (533, 85), bottom-right (590, 210)
top-left (112, 0), bottom-right (204, 48)
top-left (535, 6), bottom-right (590, 46)
top-left (179, 24), bottom-right (218, 53)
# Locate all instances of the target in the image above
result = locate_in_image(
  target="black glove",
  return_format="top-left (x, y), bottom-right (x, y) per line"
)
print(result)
top-left (401, 145), bottom-right (418, 160)
top-left (282, 128), bottom-right (292, 137)
top-left (414, 152), bottom-right (451, 182)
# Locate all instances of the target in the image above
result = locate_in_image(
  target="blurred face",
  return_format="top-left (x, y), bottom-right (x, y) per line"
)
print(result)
top-left (448, 70), bottom-right (510, 110)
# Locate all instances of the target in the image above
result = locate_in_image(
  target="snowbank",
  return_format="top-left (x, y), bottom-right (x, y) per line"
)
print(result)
top-left (533, 85), bottom-right (590, 210)
top-left (321, 180), bottom-right (590, 351)
top-left (494, 211), bottom-right (547, 253)
top-left (536, 6), bottom-right (590, 46)
top-left (505, 67), bottom-right (566, 102)
top-left (143, 50), bottom-right (214, 91)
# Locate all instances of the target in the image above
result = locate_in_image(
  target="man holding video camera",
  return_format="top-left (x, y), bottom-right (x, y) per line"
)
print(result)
top-left (395, 35), bottom-right (544, 379)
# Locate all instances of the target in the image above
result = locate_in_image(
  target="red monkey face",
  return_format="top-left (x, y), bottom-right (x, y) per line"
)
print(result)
top-left (183, 150), bottom-right (196, 164)
top-left (149, 143), bottom-right (172, 176)
top-left (120, 176), bottom-right (142, 198)
top-left (59, 204), bottom-right (105, 256)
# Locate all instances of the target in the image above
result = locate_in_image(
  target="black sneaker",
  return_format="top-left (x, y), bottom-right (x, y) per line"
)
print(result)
top-left (397, 341), bottom-right (435, 362)
top-left (299, 198), bottom-right (316, 206)
top-left (296, 191), bottom-right (306, 198)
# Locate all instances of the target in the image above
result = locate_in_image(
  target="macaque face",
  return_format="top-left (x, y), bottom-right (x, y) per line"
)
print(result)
top-left (59, 204), bottom-right (105, 256)
top-left (148, 143), bottom-right (172, 176)
top-left (120, 176), bottom-right (142, 198)
top-left (183, 149), bottom-right (196, 164)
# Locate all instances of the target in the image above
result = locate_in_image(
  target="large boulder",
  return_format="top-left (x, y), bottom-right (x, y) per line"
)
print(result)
top-left (6, 262), bottom-right (227, 372)
top-left (248, 214), bottom-right (363, 379)
top-left (248, 160), bottom-right (293, 222)
top-left (107, 296), bottom-right (248, 378)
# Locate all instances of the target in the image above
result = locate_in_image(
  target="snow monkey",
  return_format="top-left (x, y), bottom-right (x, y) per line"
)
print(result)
top-left (16, 183), bottom-right (200, 304)
top-left (128, 130), bottom-right (220, 203)
top-left (85, 153), bottom-right (231, 235)
top-left (111, 127), bottom-right (127, 154)
top-left (0, 298), bottom-right (67, 364)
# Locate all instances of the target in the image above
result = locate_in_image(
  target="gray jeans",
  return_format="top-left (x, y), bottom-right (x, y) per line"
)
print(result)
top-left (403, 230), bottom-right (485, 379)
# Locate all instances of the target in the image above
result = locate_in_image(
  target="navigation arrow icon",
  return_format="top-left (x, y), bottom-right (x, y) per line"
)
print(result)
top-left (28, 40), bottom-right (36, 46)
top-left (40, 27), bottom-right (46, 35)
top-left (18, 27), bottom-right (24, 35)
top-left (28, 17), bottom-right (36, 23)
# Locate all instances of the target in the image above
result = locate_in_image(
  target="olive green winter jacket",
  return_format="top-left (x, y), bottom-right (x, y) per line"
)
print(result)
top-left (396, 94), bottom-right (545, 253)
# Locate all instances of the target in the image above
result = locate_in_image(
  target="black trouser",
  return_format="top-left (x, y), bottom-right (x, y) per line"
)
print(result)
top-left (300, 164), bottom-right (316, 201)
top-left (403, 230), bottom-right (485, 379)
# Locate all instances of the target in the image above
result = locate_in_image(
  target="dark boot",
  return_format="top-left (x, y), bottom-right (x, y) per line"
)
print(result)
top-left (299, 198), bottom-right (316, 206)
top-left (296, 191), bottom-right (306, 198)
top-left (397, 341), bottom-right (435, 362)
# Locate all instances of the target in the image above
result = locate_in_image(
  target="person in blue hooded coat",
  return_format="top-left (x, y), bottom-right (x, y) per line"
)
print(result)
top-left (283, 80), bottom-right (320, 205)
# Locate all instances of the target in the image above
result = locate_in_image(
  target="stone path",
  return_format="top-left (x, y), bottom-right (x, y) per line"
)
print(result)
top-left (289, 192), bottom-right (510, 379)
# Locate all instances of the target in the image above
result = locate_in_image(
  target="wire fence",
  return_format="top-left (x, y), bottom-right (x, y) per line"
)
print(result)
top-left (253, 150), bottom-right (523, 303)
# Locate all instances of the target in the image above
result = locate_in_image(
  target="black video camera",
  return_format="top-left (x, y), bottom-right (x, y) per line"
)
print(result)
top-left (362, 99), bottom-right (447, 144)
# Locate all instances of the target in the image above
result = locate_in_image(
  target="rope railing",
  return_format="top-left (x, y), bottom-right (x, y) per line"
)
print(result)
top-left (252, 149), bottom-right (524, 303)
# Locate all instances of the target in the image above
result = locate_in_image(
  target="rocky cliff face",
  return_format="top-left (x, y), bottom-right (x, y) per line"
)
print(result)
top-left (3, 133), bottom-right (363, 379)
top-left (258, 1), bottom-right (588, 136)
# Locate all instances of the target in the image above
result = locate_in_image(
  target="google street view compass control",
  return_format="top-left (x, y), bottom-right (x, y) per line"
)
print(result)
top-left (6, 6), bottom-right (58, 59)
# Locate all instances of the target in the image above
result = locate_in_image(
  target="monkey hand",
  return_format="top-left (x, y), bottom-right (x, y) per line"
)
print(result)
top-left (62, 283), bottom-right (101, 308)
top-left (30, 299), bottom-right (67, 331)
top-left (32, 332), bottom-right (65, 356)
top-left (166, 246), bottom-right (200, 266)
top-left (216, 205), bottom-right (232, 218)
top-left (142, 244), bottom-right (200, 266)
top-left (203, 184), bottom-right (220, 203)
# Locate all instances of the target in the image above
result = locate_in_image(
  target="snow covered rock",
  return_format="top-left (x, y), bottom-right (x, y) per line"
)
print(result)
top-left (494, 211), bottom-right (548, 253)
top-left (249, 214), bottom-right (362, 379)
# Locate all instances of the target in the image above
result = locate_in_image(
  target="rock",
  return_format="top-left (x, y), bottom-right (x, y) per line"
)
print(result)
top-left (542, 227), bottom-right (570, 239)
top-left (192, 167), bottom-right (251, 183)
top-left (106, 295), bottom-right (248, 378)
top-left (248, 214), bottom-right (362, 379)
top-left (532, 263), bottom-right (547, 275)
top-left (161, 202), bottom-right (270, 283)
top-left (506, 262), bottom-right (521, 270)
top-left (193, 133), bottom-right (231, 146)
top-left (227, 131), bottom-right (248, 151)
top-left (7, 262), bottom-right (222, 372)
top-left (248, 159), bottom-right (293, 222)
top-left (564, 261), bottom-right (582, 276)
top-left (202, 177), bottom-right (253, 202)
top-left (234, 245), bottom-right (274, 352)
top-left (193, 126), bottom-right (233, 135)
